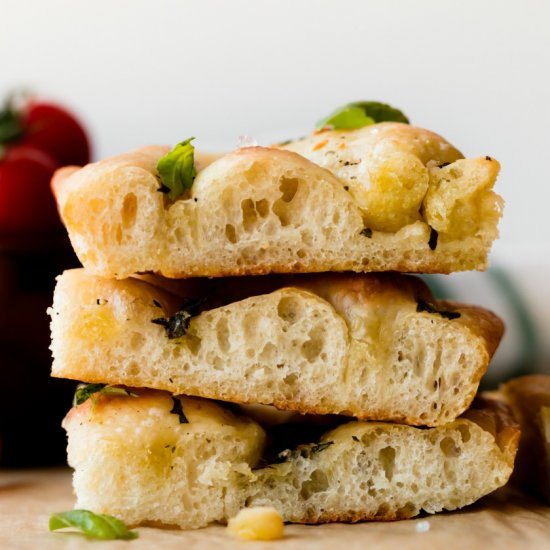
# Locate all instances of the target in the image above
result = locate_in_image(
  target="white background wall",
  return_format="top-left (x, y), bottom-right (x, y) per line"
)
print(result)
top-left (2, 0), bottom-right (550, 379)
top-left (2, 0), bottom-right (549, 255)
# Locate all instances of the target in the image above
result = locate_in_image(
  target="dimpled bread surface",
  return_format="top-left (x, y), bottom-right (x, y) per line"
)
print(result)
top-left (50, 269), bottom-right (503, 426)
top-left (51, 123), bottom-right (502, 279)
top-left (63, 390), bottom-right (519, 528)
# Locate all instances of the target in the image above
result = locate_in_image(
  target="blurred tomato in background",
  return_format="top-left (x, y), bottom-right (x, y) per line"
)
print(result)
top-left (0, 93), bottom-right (90, 466)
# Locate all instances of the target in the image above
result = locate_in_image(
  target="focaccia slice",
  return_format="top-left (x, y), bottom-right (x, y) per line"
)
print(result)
top-left (62, 389), bottom-right (519, 529)
top-left (52, 123), bottom-right (502, 279)
top-left (50, 269), bottom-right (503, 426)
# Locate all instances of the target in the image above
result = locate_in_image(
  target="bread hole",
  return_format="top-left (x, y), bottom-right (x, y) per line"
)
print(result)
top-left (259, 342), bottom-right (277, 361)
top-left (127, 361), bottom-right (140, 376)
top-left (279, 177), bottom-right (299, 203)
top-left (444, 461), bottom-right (457, 483)
top-left (277, 296), bottom-right (301, 323)
top-left (256, 199), bottom-right (269, 217)
top-left (301, 327), bottom-right (324, 362)
top-left (332, 210), bottom-right (341, 224)
top-left (129, 332), bottom-right (145, 351)
top-left (301, 229), bottom-right (314, 246)
top-left (283, 373), bottom-right (298, 386)
top-left (457, 424), bottom-right (471, 443)
top-left (215, 317), bottom-right (230, 353)
top-left (212, 357), bottom-right (224, 371)
top-left (225, 224), bottom-right (237, 243)
top-left (375, 503), bottom-right (389, 517)
top-left (396, 502), bottom-right (416, 516)
top-left (121, 193), bottom-right (137, 228)
top-left (411, 483), bottom-right (419, 494)
top-left (243, 310), bottom-right (260, 339)
top-left (440, 436), bottom-right (461, 458)
top-left (378, 446), bottom-right (396, 481)
top-left (297, 249), bottom-right (306, 258)
top-left (241, 198), bottom-right (258, 232)
top-left (115, 224), bottom-right (123, 244)
top-left (300, 469), bottom-right (329, 500)
top-left (185, 334), bottom-right (202, 355)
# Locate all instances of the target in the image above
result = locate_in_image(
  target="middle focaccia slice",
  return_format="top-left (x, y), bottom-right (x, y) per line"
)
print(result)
top-left (50, 269), bottom-right (503, 426)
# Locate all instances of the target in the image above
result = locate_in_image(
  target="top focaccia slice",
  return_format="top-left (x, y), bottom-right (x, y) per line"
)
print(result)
top-left (52, 122), bottom-right (502, 279)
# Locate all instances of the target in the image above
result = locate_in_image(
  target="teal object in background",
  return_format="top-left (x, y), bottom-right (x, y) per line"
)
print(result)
top-left (422, 267), bottom-right (541, 389)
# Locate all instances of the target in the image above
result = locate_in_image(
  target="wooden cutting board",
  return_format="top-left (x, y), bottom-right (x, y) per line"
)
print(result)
top-left (1, 469), bottom-right (549, 549)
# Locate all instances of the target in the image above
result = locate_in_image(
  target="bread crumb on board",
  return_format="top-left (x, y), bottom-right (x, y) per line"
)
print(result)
top-left (228, 507), bottom-right (284, 541)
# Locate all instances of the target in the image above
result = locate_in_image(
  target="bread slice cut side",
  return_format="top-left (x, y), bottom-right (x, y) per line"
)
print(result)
top-left (52, 123), bottom-right (502, 278)
top-left (50, 269), bottom-right (503, 426)
top-left (62, 389), bottom-right (519, 529)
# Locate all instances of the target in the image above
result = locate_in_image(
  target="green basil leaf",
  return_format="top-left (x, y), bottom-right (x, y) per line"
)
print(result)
top-left (317, 106), bottom-right (375, 130)
top-left (73, 383), bottom-right (137, 408)
top-left (151, 297), bottom-right (205, 339)
top-left (73, 383), bottom-right (106, 407)
top-left (49, 510), bottom-right (138, 540)
top-left (156, 137), bottom-right (197, 201)
top-left (317, 101), bottom-right (409, 130)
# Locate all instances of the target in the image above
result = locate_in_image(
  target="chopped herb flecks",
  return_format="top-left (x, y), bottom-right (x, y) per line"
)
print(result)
top-left (311, 441), bottom-right (334, 454)
top-left (151, 297), bottom-right (204, 339)
top-left (360, 227), bottom-right (373, 238)
top-left (73, 384), bottom-right (137, 408)
top-left (416, 298), bottom-right (461, 320)
top-left (170, 397), bottom-right (189, 424)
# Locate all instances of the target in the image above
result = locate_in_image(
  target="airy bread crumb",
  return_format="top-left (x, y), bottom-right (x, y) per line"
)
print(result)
top-left (51, 123), bottom-right (502, 279)
top-left (50, 269), bottom-right (503, 426)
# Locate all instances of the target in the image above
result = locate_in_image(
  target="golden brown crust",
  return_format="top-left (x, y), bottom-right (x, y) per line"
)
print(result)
top-left (463, 393), bottom-right (521, 460)
top-left (52, 269), bottom-right (502, 425)
top-left (52, 125), bottom-right (501, 278)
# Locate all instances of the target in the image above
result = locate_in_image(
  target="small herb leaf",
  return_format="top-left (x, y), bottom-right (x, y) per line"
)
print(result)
top-left (170, 397), bottom-right (189, 424)
top-left (49, 510), bottom-right (138, 540)
top-left (151, 297), bottom-right (204, 339)
top-left (311, 441), bottom-right (334, 454)
top-left (416, 298), bottom-right (461, 320)
top-left (156, 137), bottom-right (197, 201)
top-left (317, 101), bottom-right (409, 130)
top-left (360, 227), bottom-right (373, 238)
top-left (73, 384), bottom-right (137, 408)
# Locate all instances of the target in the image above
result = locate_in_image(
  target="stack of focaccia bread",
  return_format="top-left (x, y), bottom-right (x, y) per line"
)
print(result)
top-left (49, 103), bottom-right (520, 530)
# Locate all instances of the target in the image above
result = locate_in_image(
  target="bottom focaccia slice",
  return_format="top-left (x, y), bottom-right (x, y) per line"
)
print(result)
top-left (62, 388), bottom-right (519, 528)
top-left (501, 375), bottom-right (550, 501)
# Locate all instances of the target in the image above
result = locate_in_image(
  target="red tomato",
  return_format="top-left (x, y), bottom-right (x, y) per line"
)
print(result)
top-left (0, 95), bottom-right (91, 234)
top-left (0, 145), bottom-right (60, 233)
top-left (23, 101), bottom-right (91, 167)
